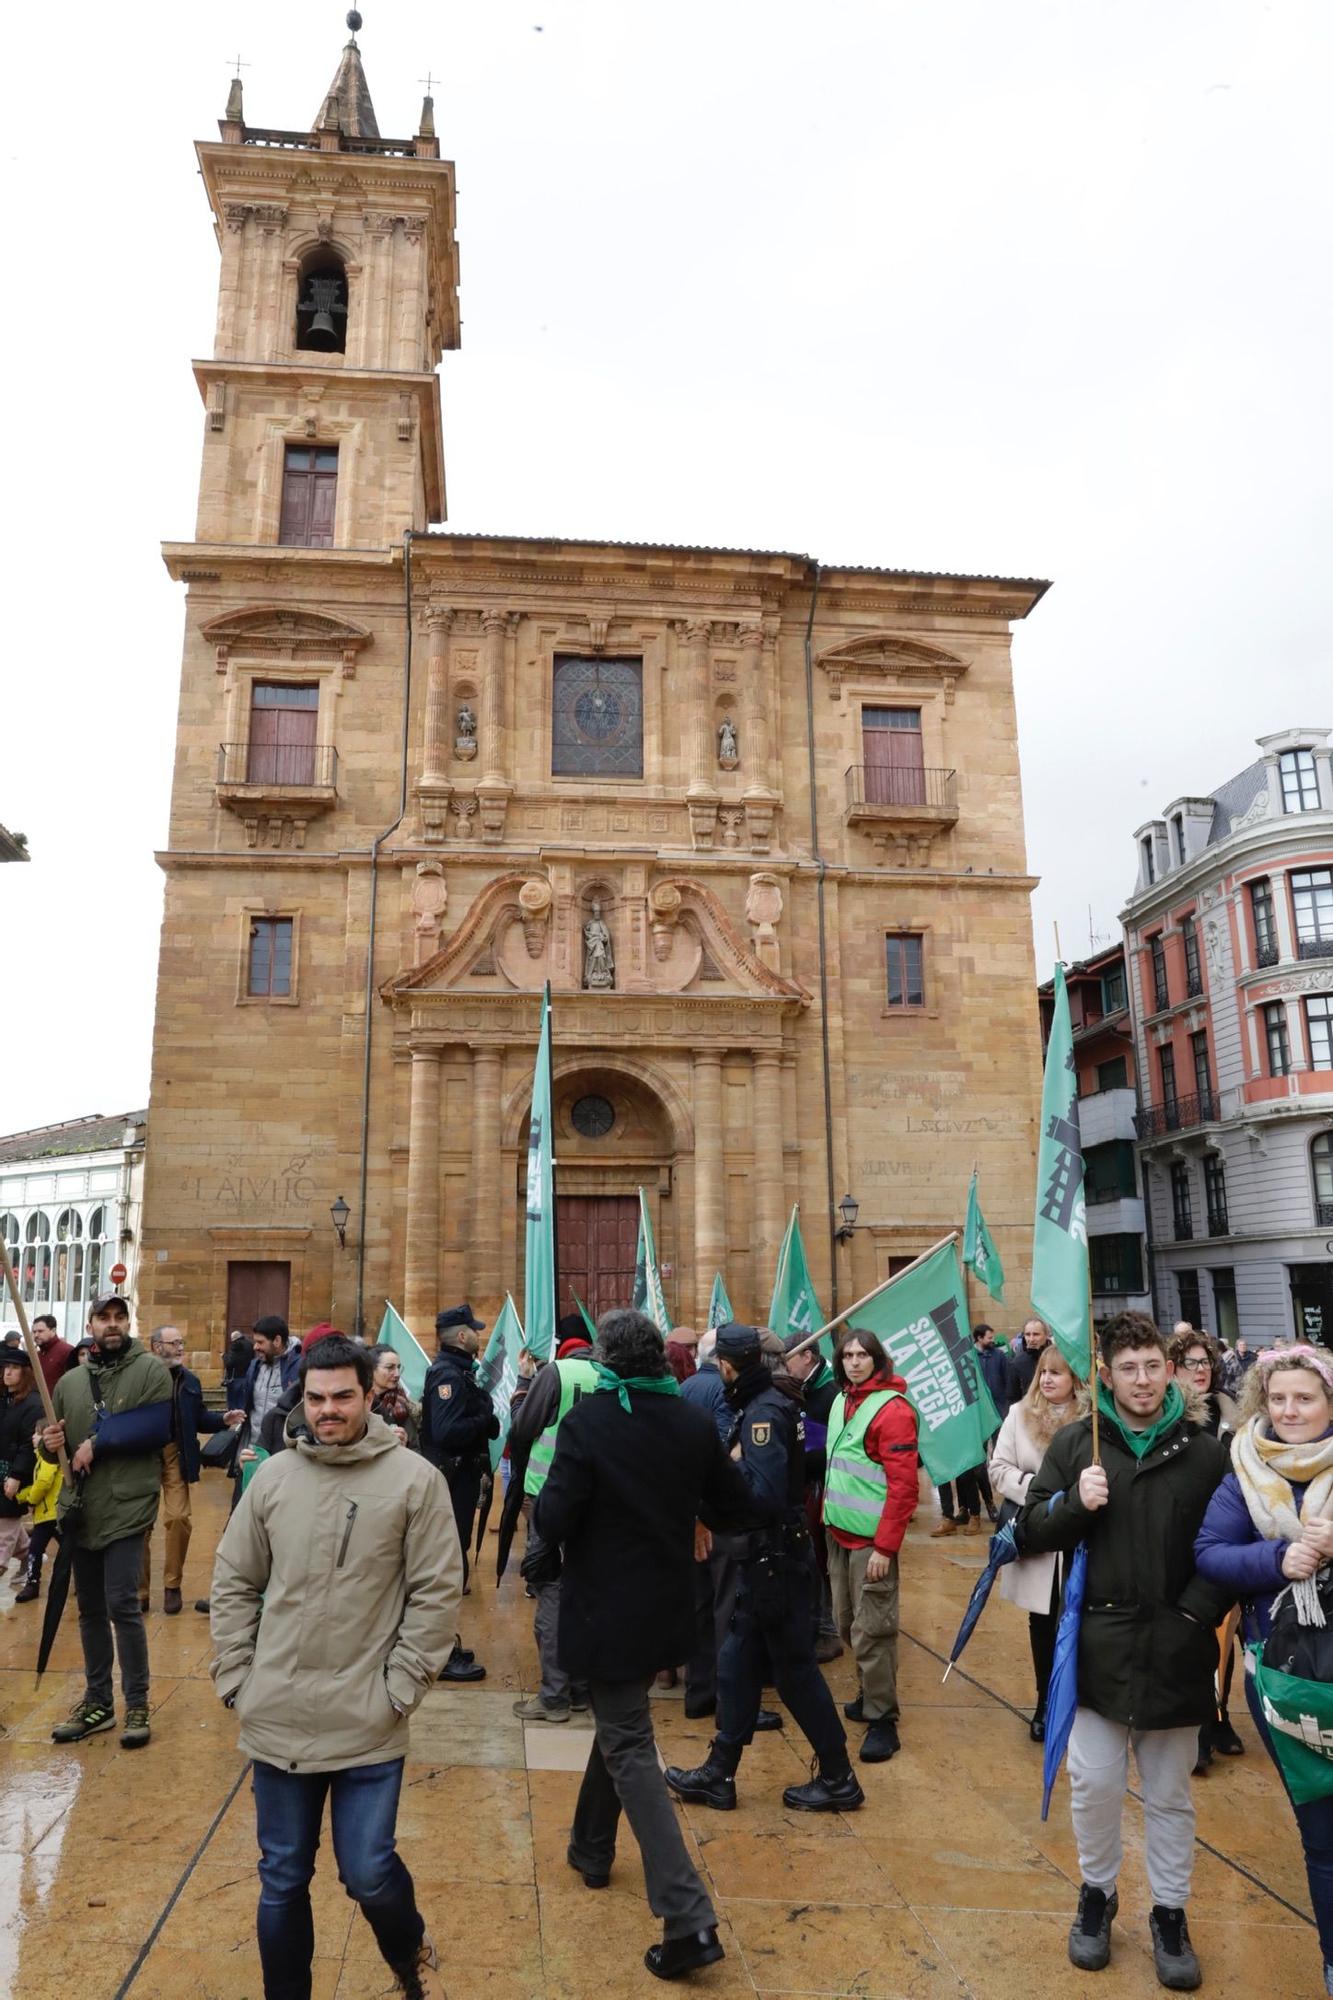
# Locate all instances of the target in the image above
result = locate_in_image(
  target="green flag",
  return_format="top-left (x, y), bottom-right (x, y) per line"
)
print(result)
top-left (963, 1172), bottom-right (1006, 1304)
top-left (1253, 1653), bottom-right (1333, 1804)
top-left (1032, 962), bottom-right (1091, 1380)
top-left (707, 1272), bottom-right (733, 1331)
top-left (524, 984), bottom-right (557, 1362)
top-left (572, 1289), bottom-right (598, 1339)
top-left (475, 1293), bottom-right (524, 1473)
top-left (845, 1243), bottom-right (999, 1485)
top-left (632, 1188), bottom-right (671, 1332)
top-left (769, 1206), bottom-right (827, 1355)
top-left (376, 1301), bottom-right (430, 1402)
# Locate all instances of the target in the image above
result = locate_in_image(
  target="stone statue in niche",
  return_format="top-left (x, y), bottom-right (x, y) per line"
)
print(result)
top-left (583, 900), bottom-right (615, 990)
top-left (456, 704), bottom-right (478, 760)
top-left (718, 716), bottom-right (739, 769)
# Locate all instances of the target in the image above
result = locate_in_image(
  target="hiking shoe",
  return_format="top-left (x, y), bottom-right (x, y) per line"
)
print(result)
top-left (52, 1701), bottom-right (116, 1744)
top-left (843, 1693), bottom-right (865, 1722)
top-left (512, 1694), bottom-right (570, 1723)
top-left (392, 1931), bottom-right (445, 1999)
top-left (1150, 1906), bottom-right (1201, 1990)
top-left (121, 1706), bottom-right (152, 1750)
top-left (860, 1719), bottom-right (900, 1763)
top-left (930, 1517), bottom-right (958, 1538)
top-left (815, 1632), bottom-right (844, 1663)
top-left (962, 1515), bottom-right (982, 1535)
top-left (664, 1759), bottom-right (737, 1811)
top-left (1068, 1884), bottom-right (1117, 1971)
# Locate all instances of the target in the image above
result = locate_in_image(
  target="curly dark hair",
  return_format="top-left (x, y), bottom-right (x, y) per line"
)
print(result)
top-left (1168, 1325), bottom-right (1222, 1392)
top-left (594, 1309), bottom-right (668, 1379)
top-left (1098, 1309), bottom-right (1168, 1366)
top-left (299, 1334), bottom-right (374, 1391)
top-left (833, 1324), bottom-right (890, 1391)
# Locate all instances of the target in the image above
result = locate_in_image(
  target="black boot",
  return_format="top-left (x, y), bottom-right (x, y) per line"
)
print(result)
top-left (663, 1744), bottom-right (738, 1811)
top-left (1029, 1698), bottom-right (1047, 1743)
top-left (753, 1708), bottom-right (783, 1732)
top-left (439, 1644), bottom-right (486, 1683)
top-left (1210, 1710), bottom-right (1244, 1757)
top-left (644, 1929), bottom-right (725, 1980)
top-left (843, 1693), bottom-right (864, 1722)
top-left (782, 1763), bottom-right (865, 1812)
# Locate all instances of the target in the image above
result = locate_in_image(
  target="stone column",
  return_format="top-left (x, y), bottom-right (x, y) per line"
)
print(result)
top-left (480, 610), bottom-right (508, 788)
top-left (752, 1050), bottom-right (785, 1291)
top-left (421, 606), bottom-right (453, 783)
top-left (739, 624), bottom-right (770, 791)
top-left (471, 1047), bottom-right (504, 1310)
top-left (403, 1046), bottom-right (441, 1338)
top-left (682, 620), bottom-right (714, 796)
top-left (693, 1051), bottom-right (725, 1325)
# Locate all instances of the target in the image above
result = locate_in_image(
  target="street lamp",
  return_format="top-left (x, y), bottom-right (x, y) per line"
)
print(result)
top-left (835, 1193), bottom-right (860, 1243)
top-left (330, 1195), bottom-right (351, 1250)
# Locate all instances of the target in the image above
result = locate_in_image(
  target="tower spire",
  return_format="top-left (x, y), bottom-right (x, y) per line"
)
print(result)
top-left (315, 10), bottom-right (380, 141)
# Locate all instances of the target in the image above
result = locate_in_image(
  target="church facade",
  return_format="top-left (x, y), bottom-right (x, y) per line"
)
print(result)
top-left (138, 29), bottom-right (1049, 1370)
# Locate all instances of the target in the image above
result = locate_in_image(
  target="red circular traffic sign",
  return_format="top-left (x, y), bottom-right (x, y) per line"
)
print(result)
top-left (109, 1262), bottom-right (128, 1286)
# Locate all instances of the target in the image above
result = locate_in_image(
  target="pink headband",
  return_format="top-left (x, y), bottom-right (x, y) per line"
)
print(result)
top-left (1256, 1344), bottom-right (1333, 1397)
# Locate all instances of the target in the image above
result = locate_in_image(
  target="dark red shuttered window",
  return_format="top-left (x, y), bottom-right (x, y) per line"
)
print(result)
top-left (247, 684), bottom-right (318, 786)
top-left (279, 446), bottom-right (338, 547)
top-left (862, 706), bottom-right (925, 806)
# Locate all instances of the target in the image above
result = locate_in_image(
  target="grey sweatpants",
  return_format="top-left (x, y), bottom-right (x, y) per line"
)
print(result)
top-left (569, 1677), bottom-right (717, 1940)
top-left (1067, 1706), bottom-right (1198, 1907)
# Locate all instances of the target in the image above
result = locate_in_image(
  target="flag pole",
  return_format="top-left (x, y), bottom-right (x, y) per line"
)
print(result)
top-left (782, 1231), bottom-right (960, 1362)
top-left (545, 980), bottom-right (561, 1333)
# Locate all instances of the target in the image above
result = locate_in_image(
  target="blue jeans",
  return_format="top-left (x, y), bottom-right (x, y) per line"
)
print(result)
top-left (1246, 1674), bottom-right (1333, 1966)
top-left (251, 1758), bottom-right (423, 1998)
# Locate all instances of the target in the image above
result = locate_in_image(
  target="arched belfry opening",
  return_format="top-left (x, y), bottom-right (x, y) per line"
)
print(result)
top-left (295, 248), bottom-right (349, 353)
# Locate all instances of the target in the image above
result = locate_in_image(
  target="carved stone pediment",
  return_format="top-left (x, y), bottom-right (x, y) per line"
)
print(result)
top-left (202, 605), bottom-right (373, 669)
top-left (383, 871), bottom-right (809, 1006)
top-left (816, 633), bottom-right (968, 702)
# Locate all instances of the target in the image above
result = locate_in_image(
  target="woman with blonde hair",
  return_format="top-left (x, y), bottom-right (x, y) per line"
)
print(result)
top-left (991, 1343), bottom-right (1089, 1741)
top-left (1195, 1343), bottom-right (1333, 1995)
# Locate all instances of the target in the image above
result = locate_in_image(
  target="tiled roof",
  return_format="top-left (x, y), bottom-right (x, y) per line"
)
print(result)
top-left (1207, 757), bottom-right (1268, 845)
top-left (0, 1112), bottom-right (148, 1166)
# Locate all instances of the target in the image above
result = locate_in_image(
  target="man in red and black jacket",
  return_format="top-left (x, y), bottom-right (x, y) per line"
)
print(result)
top-left (823, 1328), bottom-right (919, 1763)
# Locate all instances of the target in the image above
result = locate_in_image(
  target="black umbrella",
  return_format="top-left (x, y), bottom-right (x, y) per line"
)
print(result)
top-left (36, 1484), bottom-right (83, 1677)
top-left (495, 1436), bottom-right (530, 1584)
top-left (473, 1467), bottom-right (495, 1564)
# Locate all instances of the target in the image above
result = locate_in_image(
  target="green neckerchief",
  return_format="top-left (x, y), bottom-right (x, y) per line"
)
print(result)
top-left (1096, 1379), bottom-right (1184, 1460)
top-left (592, 1362), bottom-right (681, 1415)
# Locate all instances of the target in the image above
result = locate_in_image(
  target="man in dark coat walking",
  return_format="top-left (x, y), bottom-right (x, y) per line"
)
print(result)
top-left (534, 1308), bottom-right (754, 1983)
top-left (420, 1305), bottom-right (498, 1578)
top-left (1020, 1310), bottom-right (1232, 1991)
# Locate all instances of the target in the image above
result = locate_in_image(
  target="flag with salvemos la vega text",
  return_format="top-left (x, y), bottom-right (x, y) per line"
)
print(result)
top-left (769, 1206), bottom-right (830, 1356)
top-left (632, 1187), bottom-right (671, 1333)
top-left (963, 1171), bottom-right (1005, 1305)
top-left (844, 1243), bottom-right (1000, 1485)
top-left (524, 984), bottom-right (557, 1363)
top-left (1031, 961), bottom-right (1091, 1380)
top-left (475, 1293), bottom-right (524, 1474)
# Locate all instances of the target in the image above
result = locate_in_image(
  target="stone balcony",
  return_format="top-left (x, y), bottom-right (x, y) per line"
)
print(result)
top-left (843, 764), bottom-right (958, 860)
top-left (1077, 1086), bottom-right (1138, 1148)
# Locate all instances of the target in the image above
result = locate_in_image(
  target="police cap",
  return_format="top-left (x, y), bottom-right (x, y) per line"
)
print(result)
top-left (714, 1321), bottom-right (762, 1363)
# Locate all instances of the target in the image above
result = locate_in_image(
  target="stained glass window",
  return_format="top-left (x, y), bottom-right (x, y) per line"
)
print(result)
top-left (552, 657), bottom-right (644, 778)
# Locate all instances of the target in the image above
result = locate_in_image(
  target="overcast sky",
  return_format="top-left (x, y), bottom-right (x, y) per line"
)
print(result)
top-left (3, 0), bottom-right (1330, 1136)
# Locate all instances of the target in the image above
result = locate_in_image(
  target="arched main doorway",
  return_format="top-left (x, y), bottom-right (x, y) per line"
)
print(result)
top-left (514, 1058), bottom-right (686, 1322)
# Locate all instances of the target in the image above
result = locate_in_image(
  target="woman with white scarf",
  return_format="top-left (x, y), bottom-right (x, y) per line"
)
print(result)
top-left (1195, 1343), bottom-right (1333, 1995)
top-left (990, 1345), bottom-right (1089, 1743)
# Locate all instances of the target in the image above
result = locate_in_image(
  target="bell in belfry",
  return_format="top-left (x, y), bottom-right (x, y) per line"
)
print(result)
top-left (299, 273), bottom-right (348, 351)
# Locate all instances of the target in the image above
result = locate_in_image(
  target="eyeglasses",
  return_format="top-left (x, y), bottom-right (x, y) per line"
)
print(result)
top-left (1183, 1356), bottom-right (1212, 1371)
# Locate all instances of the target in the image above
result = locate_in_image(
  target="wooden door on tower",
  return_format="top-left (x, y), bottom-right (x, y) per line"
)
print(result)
top-left (557, 1196), bottom-right (640, 1323)
top-left (225, 1260), bottom-right (291, 1338)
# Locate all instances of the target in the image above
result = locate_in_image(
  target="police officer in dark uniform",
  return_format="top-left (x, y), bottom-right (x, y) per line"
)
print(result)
top-left (421, 1303), bottom-right (497, 1685)
top-left (665, 1323), bottom-right (864, 1814)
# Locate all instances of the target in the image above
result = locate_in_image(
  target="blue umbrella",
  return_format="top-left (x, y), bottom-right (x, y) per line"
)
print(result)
top-left (1041, 1540), bottom-right (1089, 1820)
top-left (940, 1520), bottom-right (1022, 1682)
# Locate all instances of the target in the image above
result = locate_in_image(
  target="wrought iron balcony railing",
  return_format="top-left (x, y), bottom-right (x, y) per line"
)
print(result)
top-left (1138, 1090), bottom-right (1219, 1139)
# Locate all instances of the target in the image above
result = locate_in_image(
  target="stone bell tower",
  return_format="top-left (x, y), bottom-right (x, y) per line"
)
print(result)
top-left (193, 10), bottom-right (460, 549)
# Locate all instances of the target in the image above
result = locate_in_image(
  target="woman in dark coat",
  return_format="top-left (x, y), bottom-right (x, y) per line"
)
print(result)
top-left (0, 1352), bottom-right (43, 1575)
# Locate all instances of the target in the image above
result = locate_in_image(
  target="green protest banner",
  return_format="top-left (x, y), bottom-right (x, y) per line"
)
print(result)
top-left (1032, 961), bottom-right (1091, 1379)
top-left (632, 1187), bottom-right (671, 1332)
top-left (963, 1171), bottom-right (1005, 1305)
top-left (524, 984), bottom-right (557, 1361)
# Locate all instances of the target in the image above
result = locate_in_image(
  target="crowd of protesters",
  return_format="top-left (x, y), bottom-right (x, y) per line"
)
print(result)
top-left (4, 1291), bottom-right (1331, 1997)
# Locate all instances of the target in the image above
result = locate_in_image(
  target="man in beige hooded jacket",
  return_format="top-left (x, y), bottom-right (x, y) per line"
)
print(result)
top-left (211, 1333), bottom-right (461, 2000)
